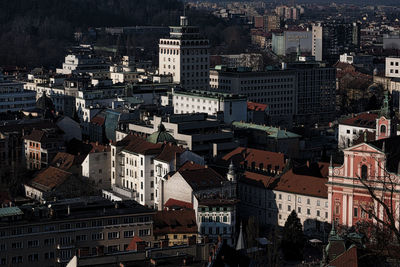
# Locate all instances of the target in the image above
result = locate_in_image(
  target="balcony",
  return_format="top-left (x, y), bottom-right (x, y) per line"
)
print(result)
top-left (112, 184), bottom-right (136, 199)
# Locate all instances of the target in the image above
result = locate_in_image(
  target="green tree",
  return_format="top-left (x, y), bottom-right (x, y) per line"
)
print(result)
top-left (281, 210), bottom-right (305, 261)
top-left (245, 216), bottom-right (260, 248)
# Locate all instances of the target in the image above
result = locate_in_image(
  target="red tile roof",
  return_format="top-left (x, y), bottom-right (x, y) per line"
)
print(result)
top-left (154, 210), bottom-right (197, 235)
top-left (222, 147), bottom-right (286, 172)
top-left (30, 167), bottom-right (72, 192)
top-left (179, 166), bottom-right (226, 191)
top-left (243, 169), bottom-right (328, 198)
top-left (51, 152), bottom-right (85, 171)
top-left (164, 198), bottom-right (193, 210)
top-left (339, 112), bottom-right (378, 129)
top-left (329, 246), bottom-right (358, 267)
top-left (118, 134), bottom-right (163, 155)
top-left (277, 170), bottom-right (328, 198)
top-left (89, 142), bottom-right (110, 153)
top-left (178, 161), bottom-right (205, 172)
top-left (242, 171), bottom-right (277, 188)
top-left (247, 101), bottom-right (268, 111)
top-left (154, 143), bottom-right (186, 163)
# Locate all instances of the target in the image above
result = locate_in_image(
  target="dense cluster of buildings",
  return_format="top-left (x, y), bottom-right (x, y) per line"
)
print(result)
top-left (2, 4), bottom-right (400, 265)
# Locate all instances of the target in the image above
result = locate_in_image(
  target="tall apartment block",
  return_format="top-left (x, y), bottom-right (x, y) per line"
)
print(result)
top-left (159, 16), bottom-right (210, 90)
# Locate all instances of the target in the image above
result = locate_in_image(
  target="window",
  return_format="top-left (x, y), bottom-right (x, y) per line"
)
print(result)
top-left (44, 252), bottom-right (55, 259)
top-left (11, 242), bottom-right (23, 249)
top-left (28, 253), bottom-right (39, 262)
top-left (76, 235), bottom-right (87, 241)
top-left (361, 165), bottom-right (368, 180)
top-left (288, 195), bottom-right (291, 201)
top-left (317, 210), bottom-right (320, 217)
top-left (27, 240), bottom-right (39, 248)
top-left (298, 197), bottom-right (301, 203)
top-left (354, 207), bottom-right (358, 217)
top-left (307, 199), bottom-right (310, 205)
top-left (150, 181), bottom-right (154, 188)
top-left (307, 208), bottom-right (311, 215)
top-left (92, 233), bottom-right (104, 240)
top-left (380, 124), bottom-right (386, 134)
top-left (108, 232), bottom-right (120, 240)
top-left (124, 231), bottom-right (134, 238)
top-left (317, 200), bottom-right (320, 206)
top-left (325, 212), bottom-right (328, 219)
top-left (288, 205), bottom-right (291, 211)
top-left (139, 229), bottom-right (150, 236)
top-left (298, 207), bottom-right (301, 214)
top-left (279, 203), bottom-right (282, 210)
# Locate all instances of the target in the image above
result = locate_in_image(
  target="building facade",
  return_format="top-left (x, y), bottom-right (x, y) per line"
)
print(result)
top-left (0, 72), bottom-right (36, 113)
top-left (0, 198), bottom-right (154, 267)
top-left (162, 89), bottom-right (247, 124)
top-left (159, 16), bottom-right (210, 90)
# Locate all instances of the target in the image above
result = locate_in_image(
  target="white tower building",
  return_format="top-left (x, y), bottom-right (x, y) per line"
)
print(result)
top-left (159, 16), bottom-right (210, 90)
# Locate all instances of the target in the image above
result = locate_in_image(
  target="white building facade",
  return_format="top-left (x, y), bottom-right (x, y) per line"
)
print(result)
top-left (0, 73), bottom-right (36, 113)
top-left (162, 89), bottom-right (247, 124)
top-left (385, 57), bottom-right (400, 78)
top-left (159, 16), bottom-right (210, 90)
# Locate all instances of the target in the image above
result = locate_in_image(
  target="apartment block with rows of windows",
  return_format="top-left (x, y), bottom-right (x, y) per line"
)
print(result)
top-left (0, 197), bottom-right (154, 267)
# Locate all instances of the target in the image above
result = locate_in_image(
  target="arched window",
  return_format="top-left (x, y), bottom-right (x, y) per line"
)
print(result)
top-left (381, 124), bottom-right (386, 134)
top-left (361, 165), bottom-right (368, 180)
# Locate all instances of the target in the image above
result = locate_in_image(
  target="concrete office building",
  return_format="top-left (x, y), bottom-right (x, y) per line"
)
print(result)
top-left (159, 16), bottom-right (210, 90)
top-left (161, 89), bottom-right (247, 124)
top-left (312, 22), bottom-right (361, 63)
top-left (0, 197), bottom-right (155, 266)
top-left (0, 72), bottom-right (36, 113)
top-left (210, 63), bottom-right (336, 126)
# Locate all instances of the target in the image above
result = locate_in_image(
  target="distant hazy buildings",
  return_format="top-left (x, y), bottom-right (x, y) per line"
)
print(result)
top-left (312, 22), bottom-right (360, 63)
top-left (272, 30), bottom-right (312, 56)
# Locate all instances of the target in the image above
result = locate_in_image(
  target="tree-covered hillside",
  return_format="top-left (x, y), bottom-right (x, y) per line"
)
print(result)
top-left (0, 0), bottom-right (249, 68)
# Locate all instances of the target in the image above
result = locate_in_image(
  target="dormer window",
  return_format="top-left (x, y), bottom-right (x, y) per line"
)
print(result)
top-left (361, 165), bottom-right (368, 180)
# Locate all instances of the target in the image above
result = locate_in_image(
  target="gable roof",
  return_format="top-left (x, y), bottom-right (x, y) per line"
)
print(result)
top-left (154, 143), bottom-right (186, 163)
top-left (164, 198), bottom-right (193, 210)
top-left (30, 167), bottom-right (72, 192)
top-left (154, 210), bottom-right (197, 235)
top-left (329, 245), bottom-right (358, 267)
top-left (276, 170), bottom-right (328, 198)
top-left (179, 166), bottom-right (226, 191)
top-left (178, 161), bottom-right (205, 172)
top-left (51, 152), bottom-right (85, 171)
top-left (243, 167), bottom-right (328, 199)
top-left (339, 112), bottom-right (378, 129)
top-left (222, 147), bottom-right (286, 172)
top-left (89, 142), bottom-right (110, 153)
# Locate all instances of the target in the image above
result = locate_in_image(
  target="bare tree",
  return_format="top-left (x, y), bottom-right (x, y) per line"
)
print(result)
top-left (355, 159), bottom-right (400, 245)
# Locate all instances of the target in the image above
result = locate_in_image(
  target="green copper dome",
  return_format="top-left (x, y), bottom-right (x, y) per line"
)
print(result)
top-left (147, 123), bottom-right (176, 144)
